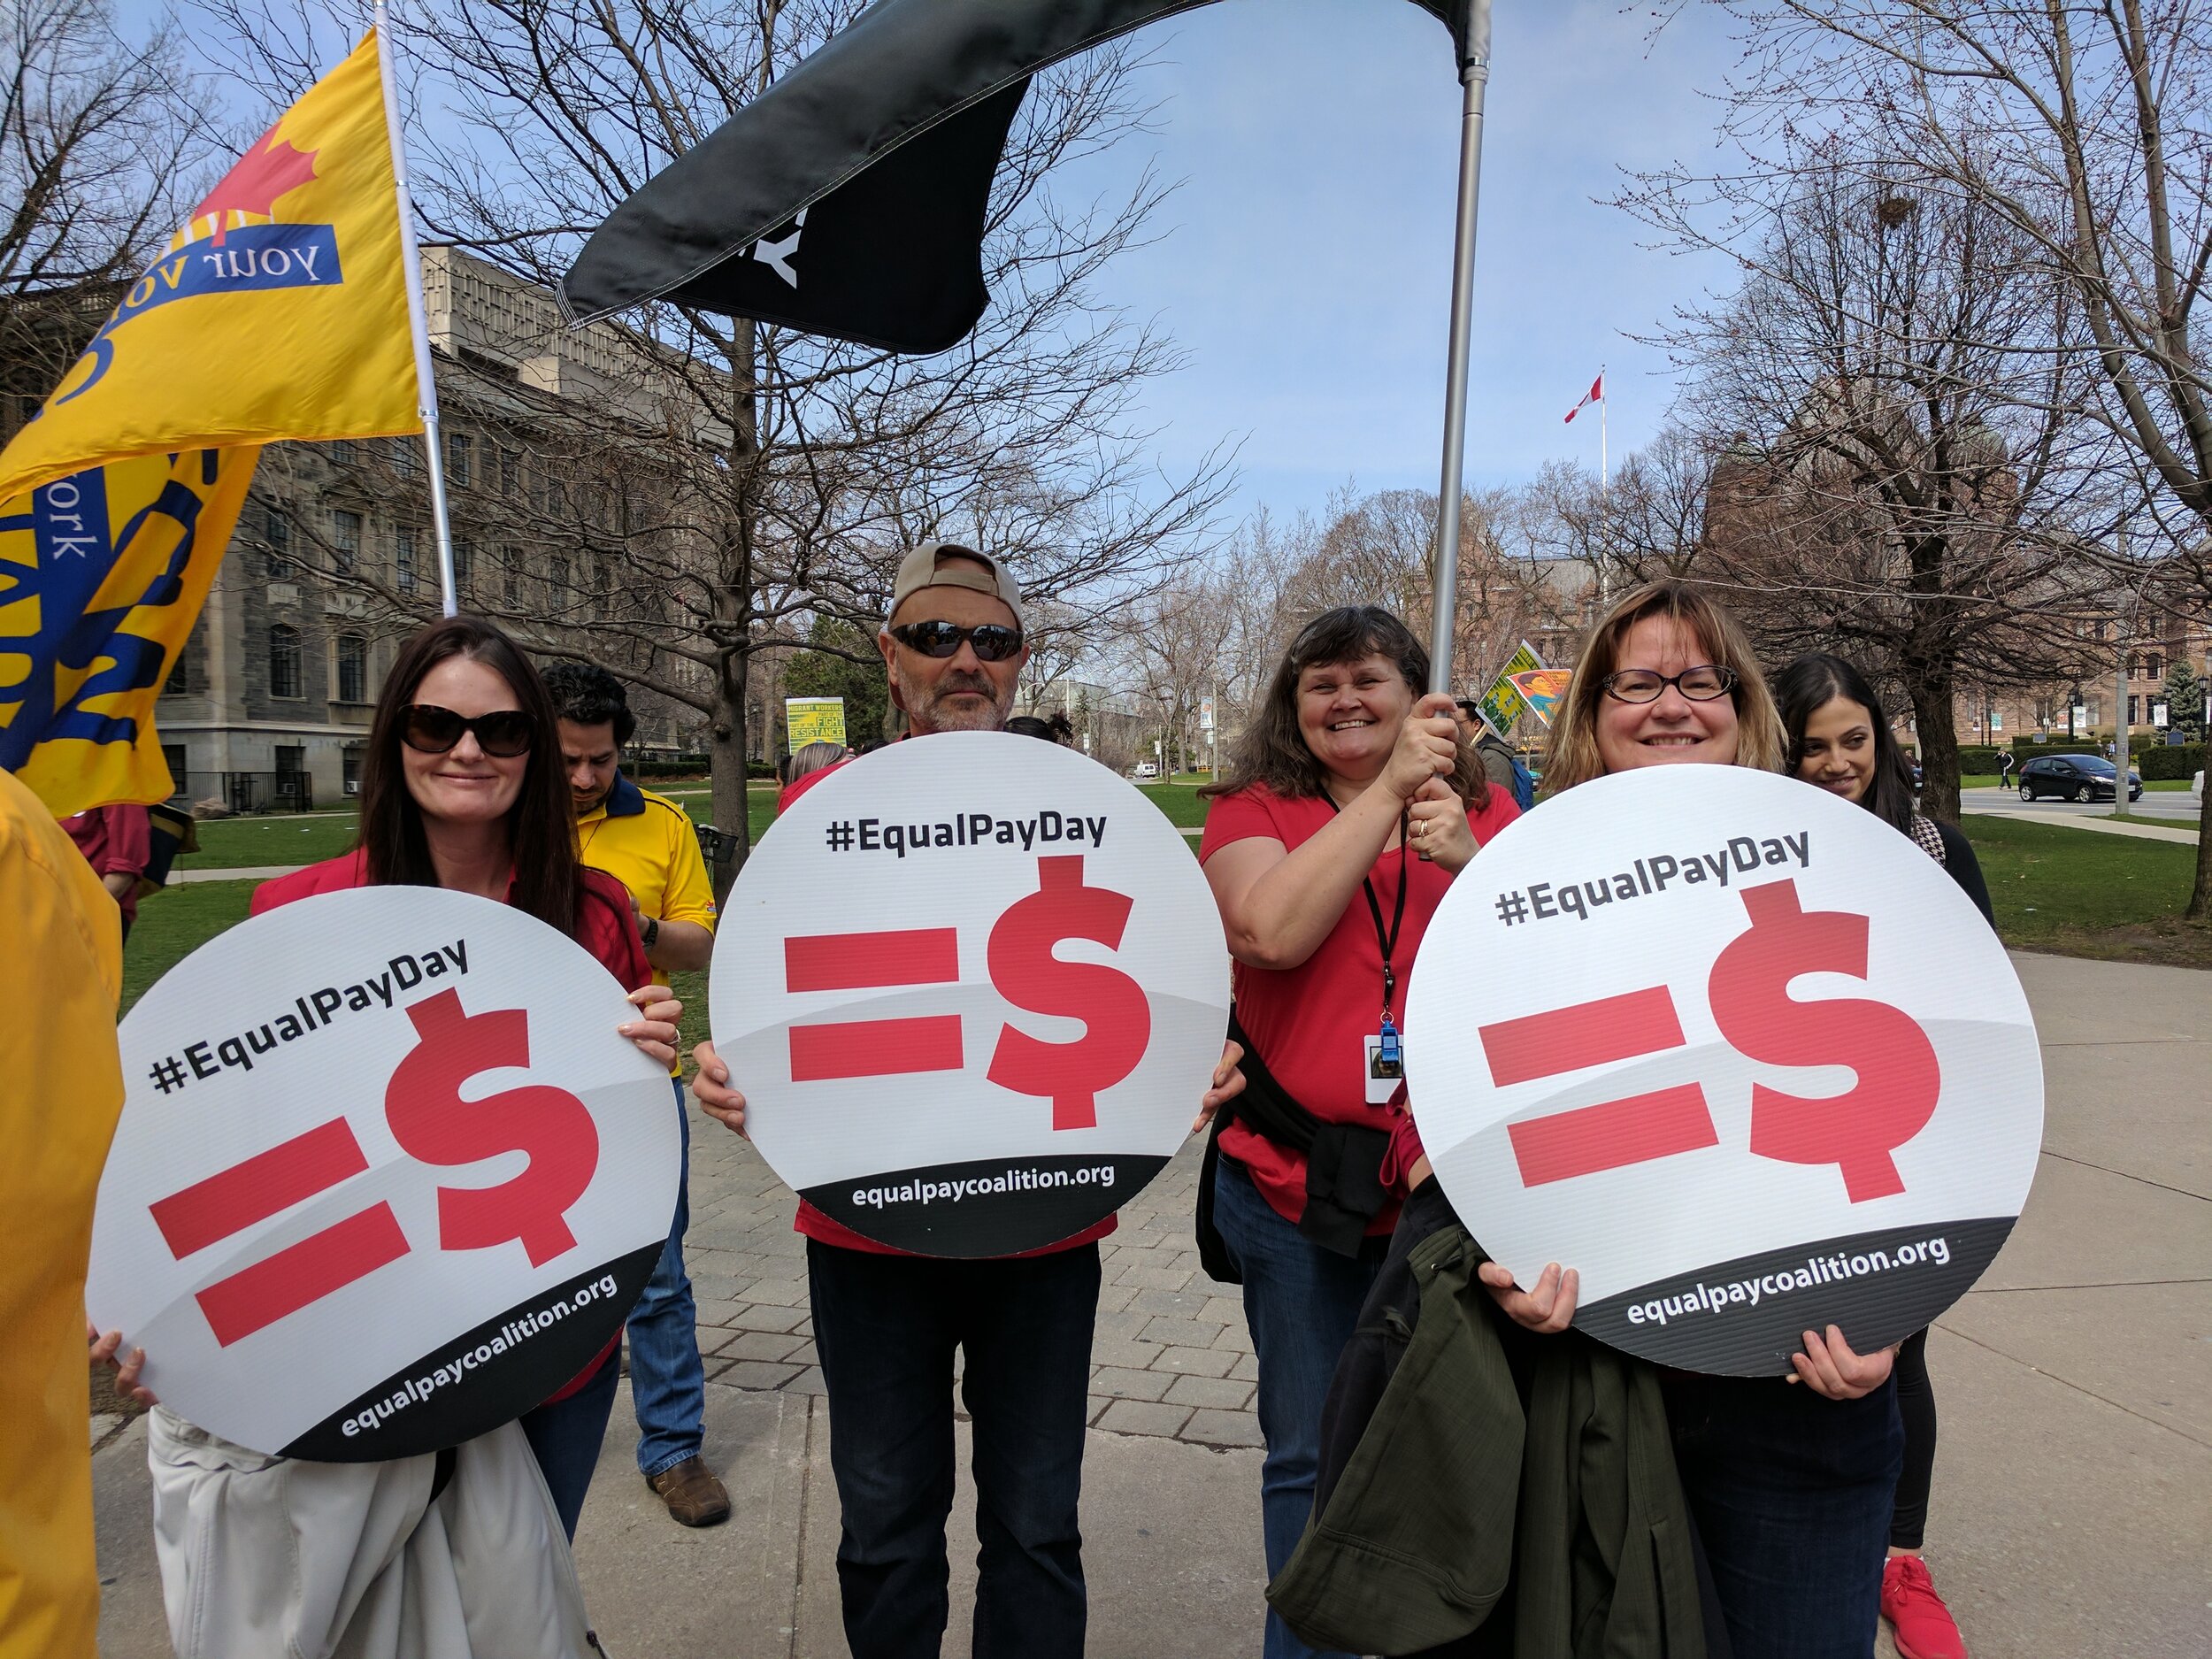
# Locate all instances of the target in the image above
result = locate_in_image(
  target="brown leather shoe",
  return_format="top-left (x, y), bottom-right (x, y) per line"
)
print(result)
top-left (645, 1455), bottom-right (731, 1527)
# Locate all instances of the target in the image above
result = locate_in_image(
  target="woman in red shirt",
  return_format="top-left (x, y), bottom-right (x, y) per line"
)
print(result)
top-left (1197, 605), bottom-right (1518, 1659)
top-left (97, 616), bottom-right (680, 1561)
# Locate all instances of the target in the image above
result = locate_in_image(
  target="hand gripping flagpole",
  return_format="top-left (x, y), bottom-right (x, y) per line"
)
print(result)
top-left (1426, 0), bottom-right (1492, 696)
top-left (373, 2), bottom-right (458, 617)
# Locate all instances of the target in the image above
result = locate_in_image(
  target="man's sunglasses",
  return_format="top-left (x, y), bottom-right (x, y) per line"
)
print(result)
top-left (888, 620), bottom-right (1024, 662)
top-left (399, 703), bottom-right (535, 757)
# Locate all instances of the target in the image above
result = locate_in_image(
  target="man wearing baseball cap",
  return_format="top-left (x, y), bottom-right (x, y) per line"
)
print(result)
top-left (690, 543), bottom-right (1244, 1659)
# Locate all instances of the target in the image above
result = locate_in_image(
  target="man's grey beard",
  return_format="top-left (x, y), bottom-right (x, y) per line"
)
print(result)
top-left (891, 660), bottom-right (1012, 734)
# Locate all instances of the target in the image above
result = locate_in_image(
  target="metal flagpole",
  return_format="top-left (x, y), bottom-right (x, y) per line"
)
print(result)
top-left (1599, 365), bottom-right (1608, 494)
top-left (373, 1), bottom-right (458, 617)
top-left (1425, 2), bottom-right (1494, 695)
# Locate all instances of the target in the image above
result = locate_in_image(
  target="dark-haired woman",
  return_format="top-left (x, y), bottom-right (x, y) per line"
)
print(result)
top-left (1197, 606), bottom-right (1518, 1659)
top-left (1776, 652), bottom-right (1989, 1659)
top-left (94, 616), bottom-right (680, 1656)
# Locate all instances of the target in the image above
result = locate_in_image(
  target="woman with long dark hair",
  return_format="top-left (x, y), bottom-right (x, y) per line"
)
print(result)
top-left (94, 616), bottom-right (680, 1656)
top-left (1774, 652), bottom-right (1990, 1659)
top-left (1196, 605), bottom-right (1519, 1659)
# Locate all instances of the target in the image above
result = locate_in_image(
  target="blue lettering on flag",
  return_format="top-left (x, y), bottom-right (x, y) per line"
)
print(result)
top-left (57, 225), bottom-right (345, 404)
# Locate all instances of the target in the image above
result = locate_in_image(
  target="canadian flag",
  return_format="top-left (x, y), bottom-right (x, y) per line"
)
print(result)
top-left (1564, 373), bottom-right (1604, 423)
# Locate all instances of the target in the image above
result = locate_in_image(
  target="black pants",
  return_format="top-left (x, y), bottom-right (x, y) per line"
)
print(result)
top-left (807, 1239), bottom-right (1101, 1659)
top-left (1890, 1328), bottom-right (1935, 1549)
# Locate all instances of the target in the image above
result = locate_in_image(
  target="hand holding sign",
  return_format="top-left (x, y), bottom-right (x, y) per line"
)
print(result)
top-left (1407, 766), bottom-right (2041, 1376)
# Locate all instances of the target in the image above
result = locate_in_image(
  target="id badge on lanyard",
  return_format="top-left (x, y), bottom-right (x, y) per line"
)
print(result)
top-left (1360, 812), bottom-right (1409, 1105)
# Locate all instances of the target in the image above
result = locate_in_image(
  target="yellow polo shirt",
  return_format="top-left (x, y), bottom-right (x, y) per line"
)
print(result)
top-left (0, 768), bottom-right (123, 1658)
top-left (574, 772), bottom-right (718, 933)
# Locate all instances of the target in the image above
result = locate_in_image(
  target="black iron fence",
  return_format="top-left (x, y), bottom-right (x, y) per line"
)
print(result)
top-left (173, 771), bottom-right (316, 814)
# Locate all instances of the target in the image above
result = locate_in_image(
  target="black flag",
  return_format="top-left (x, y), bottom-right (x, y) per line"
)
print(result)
top-left (560, 0), bottom-right (1473, 353)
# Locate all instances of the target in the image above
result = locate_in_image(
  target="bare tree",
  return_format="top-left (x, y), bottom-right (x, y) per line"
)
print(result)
top-left (1705, 0), bottom-right (2212, 907)
top-left (1, 0), bottom-right (211, 438)
top-left (1617, 142), bottom-right (2114, 818)
top-left (194, 0), bottom-right (1231, 882)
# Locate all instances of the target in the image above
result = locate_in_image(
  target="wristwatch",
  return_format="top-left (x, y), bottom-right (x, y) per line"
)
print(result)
top-left (641, 916), bottom-right (660, 950)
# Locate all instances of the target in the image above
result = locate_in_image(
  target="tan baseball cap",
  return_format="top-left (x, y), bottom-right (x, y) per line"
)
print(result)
top-left (887, 541), bottom-right (1025, 630)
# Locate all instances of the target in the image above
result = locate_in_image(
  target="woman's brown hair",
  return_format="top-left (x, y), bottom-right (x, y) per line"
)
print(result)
top-left (356, 614), bottom-right (583, 938)
top-left (1540, 581), bottom-right (1785, 795)
top-left (1203, 605), bottom-right (1487, 808)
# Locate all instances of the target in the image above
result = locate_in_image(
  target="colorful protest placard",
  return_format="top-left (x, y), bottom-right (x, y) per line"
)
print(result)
top-left (87, 887), bottom-right (678, 1458)
top-left (1406, 765), bottom-right (2041, 1375)
top-left (712, 732), bottom-right (1231, 1255)
top-left (786, 696), bottom-right (849, 752)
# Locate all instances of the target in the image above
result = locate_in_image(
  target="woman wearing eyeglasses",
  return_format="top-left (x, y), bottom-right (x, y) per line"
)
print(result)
top-left (1421, 584), bottom-right (1903, 1659)
top-left (93, 616), bottom-right (680, 1655)
top-left (1196, 605), bottom-right (1519, 1659)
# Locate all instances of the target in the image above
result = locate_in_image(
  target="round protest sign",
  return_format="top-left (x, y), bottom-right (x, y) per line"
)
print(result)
top-left (1406, 765), bottom-right (2042, 1376)
top-left (88, 887), bottom-right (678, 1460)
top-left (711, 731), bottom-right (1231, 1256)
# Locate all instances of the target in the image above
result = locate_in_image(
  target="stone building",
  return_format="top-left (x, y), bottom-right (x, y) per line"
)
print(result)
top-left (154, 248), bottom-right (714, 810)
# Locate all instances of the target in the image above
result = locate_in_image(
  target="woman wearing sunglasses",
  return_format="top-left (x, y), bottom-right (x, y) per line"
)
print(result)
top-left (1773, 652), bottom-right (1989, 1659)
top-left (94, 616), bottom-right (680, 1655)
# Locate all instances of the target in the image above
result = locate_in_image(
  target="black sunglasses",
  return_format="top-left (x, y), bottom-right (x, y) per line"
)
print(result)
top-left (888, 620), bottom-right (1024, 662)
top-left (399, 703), bottom-right (535, 757)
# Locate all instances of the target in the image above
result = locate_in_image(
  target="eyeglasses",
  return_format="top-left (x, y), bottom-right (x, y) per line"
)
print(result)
top-left (888, 620), bottom-right (1024, 662)
top-left (400, 703), bottom-right (535, 757)
top-left (1600, 664), bottom-right (1739, 704)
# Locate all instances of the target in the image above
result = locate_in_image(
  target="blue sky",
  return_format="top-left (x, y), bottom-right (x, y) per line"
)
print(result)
top-left (1051, 0), bottom-right (1745, 522)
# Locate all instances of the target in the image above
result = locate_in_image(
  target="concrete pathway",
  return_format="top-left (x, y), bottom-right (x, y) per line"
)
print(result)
top-left (1965, 805), bottom-right (2200, 844)
top-left (167, 864), bottom-right (305, 884)
top-left (90, 952), bottom-right (2212, 1657)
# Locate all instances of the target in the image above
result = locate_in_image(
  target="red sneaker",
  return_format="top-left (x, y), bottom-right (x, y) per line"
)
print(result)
top-left (1882, 1555), bottom-right (1968, 1659)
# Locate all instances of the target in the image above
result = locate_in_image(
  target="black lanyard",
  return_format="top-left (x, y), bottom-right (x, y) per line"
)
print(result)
top-left (1325, 797), bottom-right (1410, 1023)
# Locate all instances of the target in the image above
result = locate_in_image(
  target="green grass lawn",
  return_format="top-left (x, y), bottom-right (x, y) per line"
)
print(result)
top-left (1961, 817), bottom-right (2208, 969)
top-left (177, 812), bottom-right (361, 869)
top-left (124, 879), bottom-right (257, 1017)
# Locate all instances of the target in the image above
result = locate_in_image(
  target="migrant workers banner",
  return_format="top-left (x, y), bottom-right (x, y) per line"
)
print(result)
top-left (87, 888), bottom-right (679, 1459)
top-left (712, 732), bottom-right (1231, 1255)
top-left (1405, 764), bottom-right (2041, 1375)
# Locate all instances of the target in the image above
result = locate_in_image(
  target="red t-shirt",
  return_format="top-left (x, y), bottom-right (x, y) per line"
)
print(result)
top-left (62, 804), bottom-right (151, 925)
top-left (772, 761), bottom-right (1116, 1259)
top-left (1198, 781), bottom-right (1521, 1229)
top-left (252, 851), bottom-right (651, 1403)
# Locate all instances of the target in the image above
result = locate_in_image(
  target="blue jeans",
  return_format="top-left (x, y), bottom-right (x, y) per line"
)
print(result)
top-left (520, 1344), bottom-right (621, 1540)
top-left (807, 1238), bottom-right (1100, 1659)
top-left (1212, 1156), bottom-right (1386, 1659)
top-left (1666, 1373), bottom-right (1904, 1659)
top-left (629, 1079), bottom-right (706, 1479)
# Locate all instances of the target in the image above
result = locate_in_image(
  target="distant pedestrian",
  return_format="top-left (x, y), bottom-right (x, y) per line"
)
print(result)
top-left (1997, 752), bottom-right (2016, 790)
top-left (789, 739), bottom-right (851, 780)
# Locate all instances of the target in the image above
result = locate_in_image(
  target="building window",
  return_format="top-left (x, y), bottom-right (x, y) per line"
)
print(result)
top-left (265, 504), bottom-right (293, 578)
top-left (448, 432), bottom-right (473, 488)
top-left (269, 624), bottom-right (303, 698)
top-left (327, 439), bottom-right (357, 465)
top-left (548, 553), bottom-right (569, 600)
top-left (501, 447), bottom-right (520, 497)
top-left (2129, 695), bottom-right (2140, 726)
top-left (331, 510), bottom-right (361, 576)
top-left (503, 548), bottom-right (521, 609)
top-left (342, 746), bottom-right (363, 795)
top-left (389, 435), bottom-right (419, 479)
top-left (2148, 654), bottom-right (2163, 680)
top-left (454, 537), bottom-right (475, 591)
top-left (337, 634), bottom-right (367, 703)
top-left (396, 526), bottom-right (418, 594)
top-left (163, 742), bottom-right (188, 795)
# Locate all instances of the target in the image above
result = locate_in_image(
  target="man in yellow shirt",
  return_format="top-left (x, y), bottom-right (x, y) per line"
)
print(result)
top-left (542, 664), bottom-right (727, 1527)
top-left (0, 766), bottom-right (126, 1656)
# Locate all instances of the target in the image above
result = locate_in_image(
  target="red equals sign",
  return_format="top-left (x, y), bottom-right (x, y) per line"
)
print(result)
top-left (1480, 986), bottom-right (1719, 1187)
top-left (149, 1118), bottom-right (411, 1347)
top-left (786, 927), bottom-right (964, 1081)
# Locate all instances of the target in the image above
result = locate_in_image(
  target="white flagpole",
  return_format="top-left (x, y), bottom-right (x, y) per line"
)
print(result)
top-left (373, 2), bottom-right (457, 617)
top-left (1425, 1), bottom-right (1493, 697)
top-left (1599, 365), bottom-right (1608, 495)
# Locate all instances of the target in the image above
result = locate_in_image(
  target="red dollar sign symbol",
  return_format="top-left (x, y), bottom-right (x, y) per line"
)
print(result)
top-left (1707, 879), bottom-right (1940, 1202)
top-left (987, 855), bottom-right (1152, 1130)
top-left (383, 988), bottom-right (601, 1265)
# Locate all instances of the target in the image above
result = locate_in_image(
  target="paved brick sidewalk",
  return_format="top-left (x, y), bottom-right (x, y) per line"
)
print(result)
top-left (682, 1111), bottom-right (1262, 1449)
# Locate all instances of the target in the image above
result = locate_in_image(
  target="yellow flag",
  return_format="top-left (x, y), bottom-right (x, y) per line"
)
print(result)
top-left (0, 449), bottom-right (260, 818)
top-left (0, 30), bottom-right (418, 503)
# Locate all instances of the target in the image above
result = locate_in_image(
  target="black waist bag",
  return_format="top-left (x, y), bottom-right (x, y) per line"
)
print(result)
top-left (1196, 1011), bottom-right (1393, 1283)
